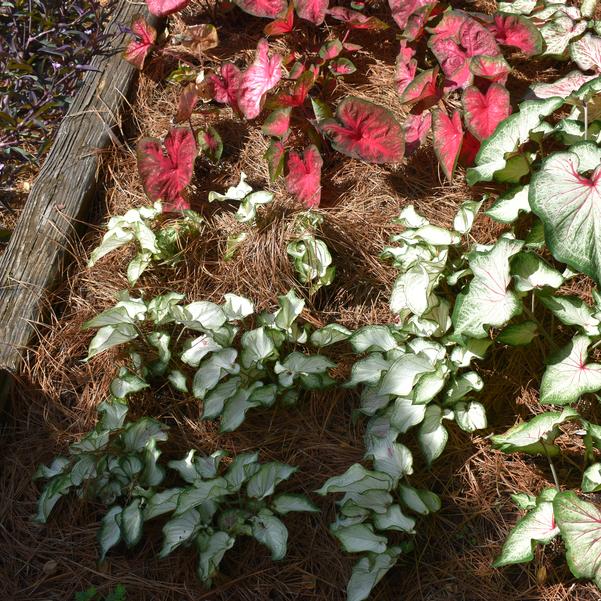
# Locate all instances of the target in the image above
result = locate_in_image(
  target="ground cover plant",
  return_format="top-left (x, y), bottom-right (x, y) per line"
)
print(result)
top-left (9, 0), bottom-right (601, 599)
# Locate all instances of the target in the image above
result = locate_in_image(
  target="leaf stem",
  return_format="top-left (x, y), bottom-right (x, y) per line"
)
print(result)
top-left (541, 440), bottom-right (560, 491)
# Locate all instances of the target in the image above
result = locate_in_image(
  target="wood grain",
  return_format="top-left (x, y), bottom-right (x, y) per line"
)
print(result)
top-left (0, 2), bottom-right (160, 379)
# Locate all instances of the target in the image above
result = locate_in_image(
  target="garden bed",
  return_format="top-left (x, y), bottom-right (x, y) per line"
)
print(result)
top-left (3, 0), bottom-right (601, 600)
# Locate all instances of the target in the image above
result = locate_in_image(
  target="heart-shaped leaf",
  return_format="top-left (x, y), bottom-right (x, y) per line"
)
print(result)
top-left (285, 145), bottom-right (323, 208)
top-left (319, 39), bottom-right (343, 60)
top-left (329, 58), bottom-right (356, 75)
top-left (320, 97), bottom-right (404, 163)
top-left (388, 0), bottom-right (436, 32)
top-left (462, 83), bottom-right (511, 141)
top-left (123, 15), bottom-right (156, 70)
top-left (400, 67), bottom-right (440, 107)
top-left (265, 140), bottom-right (286, 181)
top-left (238, 39), bottom-right (283, 120)
top-left (404, 111), bottom-right (431, 155)
top-left (327, 6), bottom-right (389, 30)
top-left (469, 55), bottom-right (510, 84)
top-left (233, 0), bottom-right (287, 18)
top-left (432, 110), bottom-right (463, 181)
top-left (264, 3), bottom-right (294, 35)
top-left (198, 127), bottom-right (223, 162)
top-left (491, 13), bottom-right (543, 56)
top-left (530, 143), bottom-right (601, 283)
top-left (262, 108), bottom-right (292, 138)
top-left (209, 63), bottom-right (243, 110)
top-left (137, 128), bottom-right (197, 212)
top-left (146, 0), bottom-right (190, 16)
top-left (571, 33), bottom-right (601, 73)
top-left (530, 71), bottom-right (596, 100)
top-left (295, 0), bottom-right (329, 25)
top-left (395, 41), bottom-right (417, 96)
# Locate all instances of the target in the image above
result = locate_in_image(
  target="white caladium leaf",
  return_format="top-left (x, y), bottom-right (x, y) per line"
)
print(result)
top-left (571, 33), bottom-right (601, 73)
top-left (398, 484), bottom-right (441, 515)
top-left (251, 509), bottom-right (288, 560)
top-left (120, 498), bottom-right (144, 547)
top-left (452, 237), bottom-right (524, 338)
top-left (315, 464), bottom-right (393, 495)
top-left (453, 200), bottom-right (483, 235)
top-left (143, 488), bottom-right (182, 520)
top-left (467, 98), bottom-right (563, 185)
top-left (274, 352), bottom-right (335, 388)
top-left (196, 530), bottom-right (235, 584)
top-left (373, 504), bottom-right (416, 533)
top-left (160, 508), bottom-right (202, 557)
top-left (347, 355), bottom-right (392, 388)
top-left (497, 321), bottom-right (538, 346)
top-left (540, 15), bottom-right (586, 57)
top-left (511, 252), bottom-right (564, 292)
top-left (530, 143), bottom-right (601, 284)
top-left (174, 301), bottom-right (227, 331)
top-left (224, 452), bottom-right (260, 491)
top-left (310, 323), bottom-right (352, 347)
top-left (98, 505), bottom-right (122, 560)
top-left (582, 463), bottom-right (601, 492)
top-left (271, 494), bottom-right (319, 515)
top-left (331, 523), bottom-right (387, 554)
top-left (241, 327), bottom-right (276, 368)
top-left (222, 293), bottom-right (254, 321)
top-left (175, 478), bottom-right (229, 515)
top-left (540, 335), bottom-right (601, 405)
top-left (493, 494), bottom-right (559, 567)
top-left (449, 338), bottom-right (492, 368)
top-left (121, 417), bottom-right (167, 452)
top-left (491, 407), bottom-right (579, 455)
top-left (453, 401), bottom-right (487, 432)
top-left (417, 405), bottom-right (448, 465)
top-left (110, 367), bottom-right (149, 399)
top-left (181, 335), bottom-right (223, 368)
top-left (246, 463), bottom-right (297, 499)
top-left (192, 349), bottom-right (239, 399)
top-left (486, 186), bottom-right (531, 224)
top-left (87, 324), bottom-right (139, 359)
top-left (385, 397), bottom-right (427, 433)
top-left (444, 371), bottom-right (484, 405)
top-left (540, 295), bottom-right (601, 336)
top-left (347, 547), bottom-right (402, 601)
top-left (530, 70), bottom-right (596, 100)
top-left (553, 491), bottom-right (601, 587)
top-left (379, 354), bottom-right (435, 396)
top-left (350, 326), bottom-right (398, 353)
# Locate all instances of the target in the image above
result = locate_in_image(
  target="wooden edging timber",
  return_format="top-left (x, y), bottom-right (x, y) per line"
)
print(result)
top-left (0, 1), bottom-right (161, 391)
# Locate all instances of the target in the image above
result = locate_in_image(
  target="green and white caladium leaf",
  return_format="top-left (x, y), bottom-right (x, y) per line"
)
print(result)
top-left (347, 547), bottom-right (402, 601)
top-left (379, 354), bottom-right (435, 396)
top-left (119, 499), bottom-right (144, 547)
top-left (350, 326), bottom-right (398, 353)
top-left (540, 335), bottom-right (601, 405)
top-left (540, 295), bottom-right (601, 336)
top-left (485, 185), bottom-right (531, 224)
top-left (530, 143), bottom-right (601, 284)
top-left (87, 324), bottom-right (139, 359)
top-left (467, 98), bottom-right (563, 185)
top-left (398, 485), bottom-right (441, 515)
top-left (452, 237), bottom-right (524, 338)
top-left (331, 523), bottom-right (388, 554)
top-left (181, 335), bottom-right (223, 367)
top-left (582, 463), bottom-right (601, 492)
top-left (491, 407), bottom-right (579, 455)
top-left (385, 397), bottom-right (427, 433)
top-left (110, 367), bottom-right (149, 399)
top-left (453, 401), bottom-right (487, 432)
top-left (192, 348), bottom-right (239, 399)
top-left (98, 505), bottom-right (122, 560)
top-left (224, 452), bottom-right (260, 491)
top-left (160, 508), bottom-right (202, 557)
top-left (417, 405), bottom-right (449, 464)
top-left (372, 504), bottom-right (416, 533)
top-left (271, 494), bottom-right (319, 515)
top-left (553, 491), bottom-right (601, 587)
top-left (493, 491), bottom-right (559, 567)
top-left (196, 530), bottom-right (235, 584)
top-left (143, 488), bottom-right (182, 520)
top-left (346, 354), bottom-right (391, 388)
top-left (497, 321), bottom-right (538, 346)
top-left (251, 509), bottom-right (288, 560)
top-left (222, 293), bottom-right (254, 321)
top-left (310, 323), bottom-right (352, 347)
top-left (175, 478), bottom-right (229, 515)
top-left (246, 462), bottom-right (297, 499)
top-left (315, 464), bottom-right (393, 495)
top-left (511, 252), bottom-right (564, 292)
top-left (240, 327), bottom-right (276, 368)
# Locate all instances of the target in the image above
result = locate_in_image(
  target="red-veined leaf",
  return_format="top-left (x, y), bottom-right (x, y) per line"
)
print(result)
top-left (123, 15), bottom-right (156, 70)
top-left (571, 33), bottom-right (601, 73)
top-left (529, 71), bottom-right (596, 100)
top-left (319, 39), bottom-right (343, 61)
top-left (288, 61), bottom-right (305, 79)
top-left (146, 0), bottom-right (190, 16)
top-left (265, 140), bottom-right (286, 180)
top-left (459, 17), bottom-right (501, 58)
top-left (462, 83), bottom-right (512, 140)
top-left (137, 128), bottom-right (196, 211)
top-left (400, 67), bottom-right (440, 107)
top-left (295, 0), bottom-right (329, 25)
top-left (233, 0), bottom-right (287, 18)
top-left (404, 111), bottom-right (431, 155)
top-left (238, 39), bottom-right (283, 120)
top-left (403, 3), bottom-right (439, 42)
top-left (491, 13), bottom-right (543, 56)
top-left (264, 3), bottom-right (294, 35)
top-left (319, 96), bottom-right (404, 163)
top-left (274, 71), bottom-right (315, 107)
top-left (209, 63), bottom-right (243, 110)
top-left (469, 55), bottom-right (511, 84)
top-left (175, 83), bottom-right (199, 123)
top-left (329, 58), bottom-right (356, 75)
top-left (432, 110), bottom-right (463, 181)
top-left (429, 37), bottom-right (471, 88)
top-left (262, 107), bottom-right (292, 137)
top-left (285, 145), bottom-right (323, 207)
top-left (395, 41), bottom-right (417, 96)
top-left (198, 126), bottom-right (223, 162)
top-left (459, 130), bottom-right (480, 166)
top-left (388, 0), bottom-right (436, 31)
top-left (427, 9), bottom-right (471, 43)
top-left (327, 6), bottom-right (389, 30)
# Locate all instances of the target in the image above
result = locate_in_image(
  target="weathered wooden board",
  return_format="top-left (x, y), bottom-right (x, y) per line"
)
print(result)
top-left (0, 2), bottom-right (160, 383)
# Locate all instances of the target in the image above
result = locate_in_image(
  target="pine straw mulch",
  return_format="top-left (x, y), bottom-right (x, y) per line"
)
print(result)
top-left (3, 0), bottom-right (601, 599)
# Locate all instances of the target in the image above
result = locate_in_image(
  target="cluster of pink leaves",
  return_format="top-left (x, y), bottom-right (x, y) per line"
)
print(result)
top-left (395, 6), bottom-right (543, 180)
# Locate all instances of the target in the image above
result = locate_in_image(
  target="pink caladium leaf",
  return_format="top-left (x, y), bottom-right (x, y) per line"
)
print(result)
top-left (295, 0), bottom-right (329, 25)
top-left (404, 111), bottom-right (432, 155)
top-left (462, 83), bottom-right (512, 141)
top-left (124, 15), bottom-right (156, 70)
top-left (429, 37), bottom-right (471, 88)
top-left (319, 38), bottom-right (343, 61)
top-left (432, 110), bottom-right (463, 181)
top-left (274, 71), bottom-right (315, 107)
top-left (198, 126), bottom-right (223, 162)
top-left (327, 6), bottom-right (389, 30)
top-left (233, 0), bottom-right (287, 18)
top-left (459, 130), bottom-right (480, 166)
top-left (146, 0), bottom-right (190, 16)
top-left (137, 128), bottom-right (197, 212)
top-left (209, 63), bottom-right (243, 110)
top-left (571, 33), bottom-right (601, 73)
top-left (285, 145), bottom-right (323, 207)
top-left (403, 4), bottom-right (439, 42)
top-left (343, 42), bottom-right (362, 52)
top-left (395, 41), bottom-right (417, 96)
top-left (319, 96), bottom-right (404, 163)
top-left (459, 18), bottom-right (501, 58)
top-left (265, 139), bottom-right (286, 181)
top-left (329, 58), bottom-right (356, 75)
top-left (264, 3), bottom-right (294, 35)
top-left (400, 67), bottom-right (440, 109)
top-left (469, 55), bottom-right (511, 85)
top-left (262, 107), bottom-right (292, 137)
top-left (428, 9), bottom-right (471, 43)
top-left (388, 0), bottom-right (436, 31)
top-left (491, 13), bottom-right (543, 56)
top-left (288, 61), bottom-right (306, 79)
top-left (238, 39), bottom-right (283, 120)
